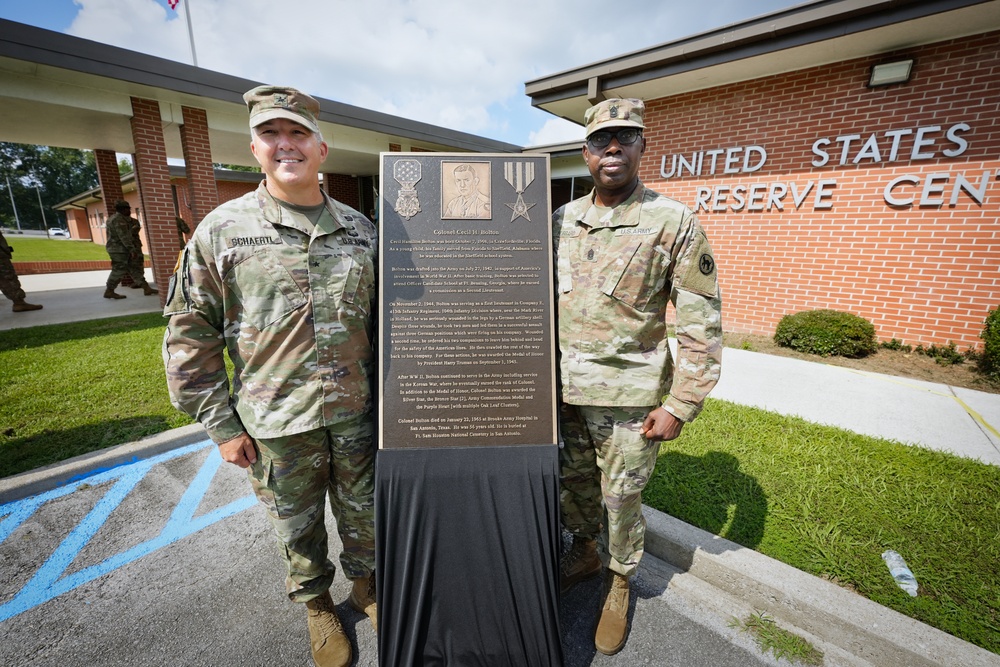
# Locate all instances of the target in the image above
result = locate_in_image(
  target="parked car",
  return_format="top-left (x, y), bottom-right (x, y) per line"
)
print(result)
top-left (48, 228), bottom-right (70, 238)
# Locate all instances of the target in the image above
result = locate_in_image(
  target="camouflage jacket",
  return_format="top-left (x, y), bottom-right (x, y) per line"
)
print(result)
top-left (106, 212), bottom-right (142, 255)
top-left (162, 182), bottom-right (377, 443)
top-left (553, 183), bottom-right (722, 422)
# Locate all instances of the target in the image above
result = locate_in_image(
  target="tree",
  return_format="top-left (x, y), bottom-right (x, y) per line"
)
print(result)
top-left (0, 142), bottom-right (98, 230)
top-left (214, 163), bottom-right (260, 173)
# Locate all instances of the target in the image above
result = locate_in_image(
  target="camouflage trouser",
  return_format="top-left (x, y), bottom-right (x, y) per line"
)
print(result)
top-left (106, 251), bottom-right (147, 289)
top-left (559, 403), bottom-right (660, 577)
top-left (247, 413), bottom-right (376, 603)
top-left (129, 255), bottom-right (146, 285)
top-left (0, 254), bottom-right (25, 302)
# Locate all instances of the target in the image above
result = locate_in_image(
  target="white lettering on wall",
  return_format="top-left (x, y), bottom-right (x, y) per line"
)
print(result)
top-left (810, 122), bottom-right (971, 167)
top-left (673, 120), bottom-right (983, 212)
top-left (695, 180), bottom-right (836, 213)
top-left (660, 145), bottom-right (767, 179)
top-left (883, 170), bottom-right (996, 207)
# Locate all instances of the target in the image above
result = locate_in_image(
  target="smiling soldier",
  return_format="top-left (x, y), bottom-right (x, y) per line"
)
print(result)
top-left (554, 98), bottom-right (723, 655)
top-left (162, 86), bottom-right (377, 667)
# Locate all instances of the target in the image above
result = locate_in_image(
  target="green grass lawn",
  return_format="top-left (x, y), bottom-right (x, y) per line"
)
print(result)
top-left (1, 313), bottom-right (998, 655)
top-left (5, 236), bottom-right (113, 262)
top-left (646, 401), bottom-right (1000, 655)
top-left (0, 313), bottom-right (193, 476)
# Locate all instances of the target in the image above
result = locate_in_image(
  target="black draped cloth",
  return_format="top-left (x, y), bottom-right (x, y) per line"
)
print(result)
top-left (375, 445), bottom-right (563, 667)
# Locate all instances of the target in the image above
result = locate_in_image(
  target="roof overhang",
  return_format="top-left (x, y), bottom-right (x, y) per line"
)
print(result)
top-left (525, 0), bottom-right (1000, 127)
top-left (0, 19), bottom-right (521, 176)
top-left (52, 166), bottom-right (265, 211)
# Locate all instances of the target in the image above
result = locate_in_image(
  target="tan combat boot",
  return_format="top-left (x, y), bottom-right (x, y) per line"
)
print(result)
top-left (142, 284), bottom-right (159, 295)
top-left (348, 573), bottom-right (378, 632)
top-left (560, 537), bottom-right (601, 594)
top-left (103, 288), bottom-right (126, 299)
top-left (305, 591), bottom-right (352, 667)
top-left (12, 299), bottom-right (42, 312)
top-left (594, 571), bottom-right (630, 655)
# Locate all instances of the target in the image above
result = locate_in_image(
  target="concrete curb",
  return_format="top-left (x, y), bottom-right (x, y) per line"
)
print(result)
top-left (0, 423), bottom-right (208, 504)
top-left (642, 506), bottom-right (1000, 667)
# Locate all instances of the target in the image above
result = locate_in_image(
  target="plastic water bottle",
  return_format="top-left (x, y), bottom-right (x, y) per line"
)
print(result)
top-left (881, 550), bottom-right (918, 597)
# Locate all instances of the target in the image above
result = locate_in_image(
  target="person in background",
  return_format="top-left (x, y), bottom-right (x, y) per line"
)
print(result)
top-left (103, 200), bottom-right (157, 299)
top-left (0, 229), bottom-right (42, 312)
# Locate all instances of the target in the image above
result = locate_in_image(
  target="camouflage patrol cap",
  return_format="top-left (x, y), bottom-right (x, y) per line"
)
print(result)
top-left (584, 98), bottom-right (646, 137)
top-left (114, 199), bottom-right (131, 211)
top-left (243, 85), bottom-right (321, 134)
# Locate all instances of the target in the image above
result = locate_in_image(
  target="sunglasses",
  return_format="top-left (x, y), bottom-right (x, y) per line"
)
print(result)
top-left (587, 128), bottom-right (642, 149)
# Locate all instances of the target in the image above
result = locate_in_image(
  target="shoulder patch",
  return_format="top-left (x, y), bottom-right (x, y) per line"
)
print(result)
top-left (676, 229), bottom-right (719, 298)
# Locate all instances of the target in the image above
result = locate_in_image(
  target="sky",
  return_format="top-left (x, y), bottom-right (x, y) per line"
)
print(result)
top-left (0, 0), bottom-right (804, 147)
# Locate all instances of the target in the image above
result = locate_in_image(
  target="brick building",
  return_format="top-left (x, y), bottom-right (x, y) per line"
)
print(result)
top-left (0, 19), bottom-right (518, 303)
top-left (529, 0), bottom-right (1000, 348)
top-left (54, 167), bottom-right (265, 253)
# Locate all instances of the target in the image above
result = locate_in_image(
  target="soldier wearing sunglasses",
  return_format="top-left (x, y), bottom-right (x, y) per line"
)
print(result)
top-left (553, 98), bottom-right (723, 655)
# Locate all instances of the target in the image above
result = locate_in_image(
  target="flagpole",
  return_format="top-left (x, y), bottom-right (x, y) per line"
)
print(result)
top-left (181, 0), bottom-right (198, 67)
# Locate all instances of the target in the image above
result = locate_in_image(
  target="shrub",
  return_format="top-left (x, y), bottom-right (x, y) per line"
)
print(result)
top-left (916, 342), bottom-right (966, 366)
top-left (774, 309), bottom-right (877, 358)
top-left (980, 307), bottom-right (1000, 380)
top-left (880, 338), bottom-right (913, 353)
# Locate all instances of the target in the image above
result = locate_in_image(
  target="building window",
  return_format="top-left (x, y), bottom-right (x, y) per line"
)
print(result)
top-left (551, 175), bottom-right (595, 210)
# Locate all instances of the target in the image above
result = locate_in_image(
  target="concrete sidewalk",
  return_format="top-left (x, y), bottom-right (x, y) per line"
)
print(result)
top-left (0, 269), bottom-right (161, 330)
top-left (710, 345), bottom-right (1000, 466)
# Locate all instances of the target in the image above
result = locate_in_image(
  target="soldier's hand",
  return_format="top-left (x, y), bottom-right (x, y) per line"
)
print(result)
top-left (218, 432), bottom-right (258, 468)
top-left (639, 407), bottom-right (684, 442)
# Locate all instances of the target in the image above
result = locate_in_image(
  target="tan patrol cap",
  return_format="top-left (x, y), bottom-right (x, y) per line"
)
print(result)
top-left (584, 98), bottom-right (646, 137)
top-left (243, 85), bottom-right (321, 134)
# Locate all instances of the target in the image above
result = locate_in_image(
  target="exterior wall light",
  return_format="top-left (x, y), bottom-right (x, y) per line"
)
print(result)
top-left (868, 59), bottom-right (914, 87)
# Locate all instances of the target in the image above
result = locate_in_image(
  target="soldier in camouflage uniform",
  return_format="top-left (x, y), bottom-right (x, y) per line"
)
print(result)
top-left (554, 98), bottom-right (723, 655)
top-left (125, 213), bottom-right (147, 289)
top-left (103, 200), bottom-right (157, 299)
top-left (162, 86), bottom-right (376, 667)
top-left (0, 229), bottom-right (42, 312)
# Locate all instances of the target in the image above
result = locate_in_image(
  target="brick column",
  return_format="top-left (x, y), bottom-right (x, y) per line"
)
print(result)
top-left (130, 97), bottom-right (175, 304)
top-left (179, 106), bottom-right (219, 231)
top-left (323, 173), bottom-right (361, 210)
top-left (94, 149), bottom-right (124, 217)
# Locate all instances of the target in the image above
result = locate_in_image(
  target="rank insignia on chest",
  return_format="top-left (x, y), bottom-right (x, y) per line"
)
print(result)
top-left (585, 247), bottom-right (598, 262)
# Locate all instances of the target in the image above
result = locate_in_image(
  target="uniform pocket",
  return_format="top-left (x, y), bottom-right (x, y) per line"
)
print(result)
top-left (557, 236), bottom-right (575, 294)
top-left (340, 248), bottom-right (375, 313)
top-left (602, 241), bottom-right (668, 311)
top-left (230, 250), bottom-right (307, 329)
top-left (248, 456), bottom-right (279, 517)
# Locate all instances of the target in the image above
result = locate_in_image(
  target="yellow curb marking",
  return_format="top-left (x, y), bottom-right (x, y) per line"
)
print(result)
top-left (840, 368), bottom-right (1000, 440)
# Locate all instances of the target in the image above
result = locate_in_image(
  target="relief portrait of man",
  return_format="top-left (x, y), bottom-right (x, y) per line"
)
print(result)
top-left (443, 162), bottom-right (491, 219)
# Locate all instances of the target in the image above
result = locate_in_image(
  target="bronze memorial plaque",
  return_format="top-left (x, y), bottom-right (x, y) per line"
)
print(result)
top-left (378, 153), bottom-right (556, 449)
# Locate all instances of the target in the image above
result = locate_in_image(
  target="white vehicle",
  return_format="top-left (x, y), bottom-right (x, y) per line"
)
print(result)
top-left (48, 228), bottom-right (70, 238)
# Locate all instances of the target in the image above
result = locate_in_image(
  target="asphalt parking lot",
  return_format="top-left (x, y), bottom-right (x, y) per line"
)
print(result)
top-left (0, 438), bottom-right (781, 667)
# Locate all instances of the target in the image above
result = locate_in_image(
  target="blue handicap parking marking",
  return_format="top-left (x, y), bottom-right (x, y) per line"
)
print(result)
top-left (0, 440), bottom-right (256, 622)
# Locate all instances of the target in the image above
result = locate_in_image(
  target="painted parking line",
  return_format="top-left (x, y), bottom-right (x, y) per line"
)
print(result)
top-left (0, 440), bottom-right (255, 622)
